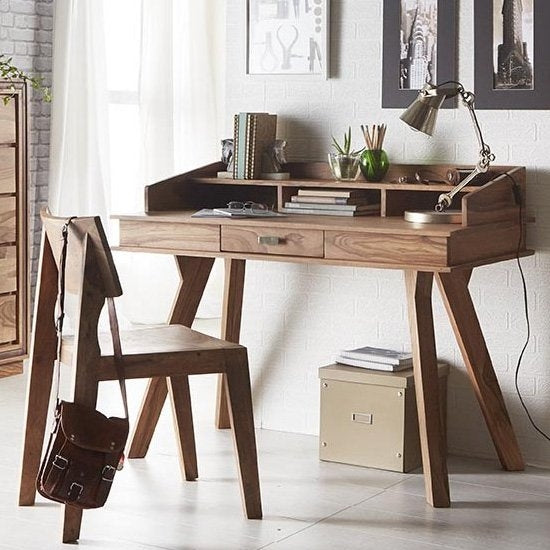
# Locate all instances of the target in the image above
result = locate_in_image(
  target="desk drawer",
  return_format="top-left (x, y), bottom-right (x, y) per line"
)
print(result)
top-left (0, 149), bottom-right (16, 194)
top-left (0, 246), bottom-right (17, 293)
top-left (0, 102), bottom-right (16, 144)
top-left (325, 231), bottom-right (448, 266)
top-left (119, 221), bottom-right (220, 252)
top-left (0, 295), bottom-right (16, 344)
top-left (222, 226), bottom-right (324, 258)
top-left (0, 197), bottom-right (16, 244)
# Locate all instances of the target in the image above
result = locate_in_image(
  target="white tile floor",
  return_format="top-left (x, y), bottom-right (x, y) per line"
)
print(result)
top-left (2, 321), bottom-right (550, 549)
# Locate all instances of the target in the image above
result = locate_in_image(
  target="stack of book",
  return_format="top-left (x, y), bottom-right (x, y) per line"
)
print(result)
top-left (233, 112), bottom-right (277, 179)
top-left (282, 189), bottom-right (380, 217)
top-left (335, 346), bottom-right (413, 372)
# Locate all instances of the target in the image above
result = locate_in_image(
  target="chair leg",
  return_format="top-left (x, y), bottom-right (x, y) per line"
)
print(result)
top-left (224, 351), bottom-right (262, 519)
top-left (128, 377), bottom-right (168, 458)
top-left (62, 505), bottom-right (83, 543)
top-left (167, 376), bottom-right (198, 481)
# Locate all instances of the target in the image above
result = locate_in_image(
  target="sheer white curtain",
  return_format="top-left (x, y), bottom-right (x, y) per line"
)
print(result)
top-left (49, 0), bottom-right (225, 323)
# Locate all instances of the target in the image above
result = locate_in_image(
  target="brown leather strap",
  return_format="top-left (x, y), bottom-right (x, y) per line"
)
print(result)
top-left (54, 217), bottom-right (128, 419)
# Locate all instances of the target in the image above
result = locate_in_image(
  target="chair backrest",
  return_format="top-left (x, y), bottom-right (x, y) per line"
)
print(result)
top-left (39, 208), bottom-right (123, 401)
top-left (40, 208), bottom-right (122, 300)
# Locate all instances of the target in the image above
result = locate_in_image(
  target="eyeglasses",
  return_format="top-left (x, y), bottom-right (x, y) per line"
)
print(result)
top-left (226, 201), bottom-right (270, 214)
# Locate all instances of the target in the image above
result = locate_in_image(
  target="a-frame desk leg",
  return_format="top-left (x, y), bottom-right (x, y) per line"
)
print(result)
top-left (127, 256), bottom-right (214, 460)
top-left (405, 270), bottom-right (450, 508)
top-left (18, 232), bottom-right (58, 506)
top-left (216, 259), bottom-right (246, 429)
top-left (436, 270), bottom-right (524, 471)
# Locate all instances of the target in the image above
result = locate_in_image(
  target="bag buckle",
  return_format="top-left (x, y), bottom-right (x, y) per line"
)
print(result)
top-left (102, 465), bottom-right (117, 483)
top-left (53, 455), bottom-right (69, 470)
top-left (67, 482), bottom-right (83, 501)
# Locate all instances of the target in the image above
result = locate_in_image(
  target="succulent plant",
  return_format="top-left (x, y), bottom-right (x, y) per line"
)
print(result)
top-left (331, 126), bottom-right (364, 156)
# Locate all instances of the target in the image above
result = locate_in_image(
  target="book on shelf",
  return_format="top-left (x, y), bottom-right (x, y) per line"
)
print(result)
top-left (291, 195), bottom-right (368, 205)
top-left (334, 355), bottom-right (412, 372)
top-left (339, 346), bottom-right (413, 366)
top-left (284, 202), bottom-right (379, 212)
top-left (232, 112), bottom-right (277, 180)
top-left (281, 207), bottom-right (379, 217)
top-left (297, 189), bottom-right (369, 199)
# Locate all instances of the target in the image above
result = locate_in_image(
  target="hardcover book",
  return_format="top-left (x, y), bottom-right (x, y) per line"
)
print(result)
top-left (340, 346), bottom-right (413, 366)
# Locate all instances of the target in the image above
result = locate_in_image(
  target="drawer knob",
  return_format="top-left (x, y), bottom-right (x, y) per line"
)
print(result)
top-left (258, 236), bottom-right (284, 245)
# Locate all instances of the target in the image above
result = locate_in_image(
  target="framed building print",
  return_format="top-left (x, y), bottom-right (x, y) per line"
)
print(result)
top-left (382, 0), bottom-right (457, 108)
top-left (475, 0), bottom-right (550, 109)
top-left (246, 0), bottom-right (330, 77)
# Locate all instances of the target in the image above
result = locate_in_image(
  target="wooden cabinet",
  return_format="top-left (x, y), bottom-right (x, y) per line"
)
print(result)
top-left (0, 82), bottom-right (28, 378)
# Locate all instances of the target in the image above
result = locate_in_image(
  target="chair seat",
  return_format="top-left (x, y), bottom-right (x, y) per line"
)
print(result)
top-left (61, 325), bottom-right (244, 381)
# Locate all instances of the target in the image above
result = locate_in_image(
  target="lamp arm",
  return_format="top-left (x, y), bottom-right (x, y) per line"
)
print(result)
top-left (435, 87), bottom-right (495, 212)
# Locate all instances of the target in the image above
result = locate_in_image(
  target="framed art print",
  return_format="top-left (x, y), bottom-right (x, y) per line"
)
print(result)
top-left (475, 0), bottom-right (550, 109)
top-left (246, 0), bottom-right (329, 77)
top-left (382, 0), bottom-right (457, 108)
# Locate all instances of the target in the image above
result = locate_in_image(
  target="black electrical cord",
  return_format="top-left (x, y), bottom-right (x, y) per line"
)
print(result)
top-left (501, 172), bottom-right (550, 443)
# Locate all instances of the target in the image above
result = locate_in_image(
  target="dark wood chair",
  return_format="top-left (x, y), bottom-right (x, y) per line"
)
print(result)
top-left (18, 209), bottom-right (262, 542)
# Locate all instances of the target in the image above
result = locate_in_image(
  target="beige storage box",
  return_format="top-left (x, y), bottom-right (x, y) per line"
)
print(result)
top-left (319, 363), bottom-right (449, 473)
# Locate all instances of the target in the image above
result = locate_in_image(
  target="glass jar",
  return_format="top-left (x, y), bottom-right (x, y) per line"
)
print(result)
top-left (328, 153), bottom-right (361, 181)
top-left (360, 149), bottom-right (390, 182)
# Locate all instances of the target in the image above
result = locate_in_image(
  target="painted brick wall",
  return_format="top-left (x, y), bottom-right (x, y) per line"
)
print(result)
top-left (0, 0), bottom-right (53, 288)
top-left (226, 0), bottom-right (550, 467)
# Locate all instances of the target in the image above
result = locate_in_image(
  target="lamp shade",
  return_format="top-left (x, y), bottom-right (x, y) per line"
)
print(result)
top-left (399, 84), bottom-right (447, 136)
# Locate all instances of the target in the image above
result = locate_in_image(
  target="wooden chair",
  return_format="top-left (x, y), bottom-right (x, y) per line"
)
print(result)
top-left (18, 209), bottom-right (262, 542)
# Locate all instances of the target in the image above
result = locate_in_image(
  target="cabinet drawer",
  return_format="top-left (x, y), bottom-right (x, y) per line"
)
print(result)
top-left (119, 221), bottom-right (220, 252)
top-left (221, 226), bottom-right (324, 258)
top-left (325, 231), bottom-right (448, 266)
top-left (0, 101), bottom-right (16, 143)
top-left (0, 246), bottom-right (17, 293)
top-left (0, 197), bottom-right (16, 244)
top-left (0, 149), bottom-right (16, 194)
top-left (0, 295), bottom-right (16, 344)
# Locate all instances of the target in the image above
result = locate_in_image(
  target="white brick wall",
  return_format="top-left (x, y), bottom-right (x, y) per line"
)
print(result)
top-left (226, 0), bottom-right (550, 467)
top-left (0, 0), bottom-right (53, 288)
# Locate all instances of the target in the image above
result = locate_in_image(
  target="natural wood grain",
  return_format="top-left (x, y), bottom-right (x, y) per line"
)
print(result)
top-left (119, 220), bottom-right (220, 252)
top-left (222, 226), bottom-right (324, 258)
top-left (436, 271), bottom-right (524, 471)
top-left (224, 350), bottom-right (262, 519)
top-left (0, 295), bottom-right (16, 343)
top-left (0, 101), bottom-right (16, 143)
top-left (326, 231), bottom-right (448, 266)
top-left (0, 361), bottom-right (22, 377)
top-left (128, 256), bottom-right (214, 459)
top-left (18, 232), bottom-right (57, 506)
top-left (463, 168), bottom-right (526, 227)
top-left (168, 376), bottom-right (198, 481)
top-left (0, 148), bottom-right (15, 193)
top-left (0, 245), bottom-right (16, 293)
top-left (405, 271), bottom-right (450, 507)
top-left (0, 196), bottom-right (16, 244)
top-left (216, 259), bottom-right (246, 429)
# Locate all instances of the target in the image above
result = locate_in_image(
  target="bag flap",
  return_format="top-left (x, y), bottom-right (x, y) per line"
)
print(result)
top-left (59, 401), bottom-right (129, 454)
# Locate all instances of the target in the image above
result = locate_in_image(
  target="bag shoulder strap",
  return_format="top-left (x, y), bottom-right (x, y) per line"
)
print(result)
top-left (54, 218), bottom-right (129, 420)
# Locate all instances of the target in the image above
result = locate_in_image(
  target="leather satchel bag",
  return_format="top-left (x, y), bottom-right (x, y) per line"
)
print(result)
top-left (36, 219), bottom-right (130, 509)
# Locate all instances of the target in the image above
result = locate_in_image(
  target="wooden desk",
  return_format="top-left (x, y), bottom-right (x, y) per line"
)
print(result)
top-left (114, 162), bottom-right (532, 508)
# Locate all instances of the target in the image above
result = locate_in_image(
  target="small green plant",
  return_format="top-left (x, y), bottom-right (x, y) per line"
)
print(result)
top-left (331, 126), bottom-right (364, 156)
top-left (0, 54), bottom-right (51, 104)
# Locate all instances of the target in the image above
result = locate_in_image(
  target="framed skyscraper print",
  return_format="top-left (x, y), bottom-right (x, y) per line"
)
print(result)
top-left (382, 0), bottom-right (457, 108)
top-left (475, 0), bottom-right (550, 109)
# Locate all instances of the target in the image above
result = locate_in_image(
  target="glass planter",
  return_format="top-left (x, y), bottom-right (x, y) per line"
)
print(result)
top-left (360, 149), bottom-right (390, 182)
top-left (328, 153), bottom-right (361, 181)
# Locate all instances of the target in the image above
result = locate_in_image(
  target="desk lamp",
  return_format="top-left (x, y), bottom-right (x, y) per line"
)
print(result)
top-left (400, 81), bottom-right (495, 224)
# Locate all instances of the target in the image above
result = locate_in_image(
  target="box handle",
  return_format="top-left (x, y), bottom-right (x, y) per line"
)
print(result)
top-left (351, 413), bottom-right (373, 425)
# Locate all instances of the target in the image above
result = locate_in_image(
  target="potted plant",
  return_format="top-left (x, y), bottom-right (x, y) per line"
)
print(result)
top-left (328, 127), bottom-right (364, 181)
top-left (0, 54), bottom-right (51, 104)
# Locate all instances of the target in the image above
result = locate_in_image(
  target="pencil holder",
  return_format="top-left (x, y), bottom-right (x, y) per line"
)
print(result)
top-left (360, 149), bottom-right (389, 182)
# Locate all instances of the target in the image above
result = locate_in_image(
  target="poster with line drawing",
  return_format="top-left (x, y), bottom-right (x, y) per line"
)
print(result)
top-left (247, 0), bottom-right (329, 76)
